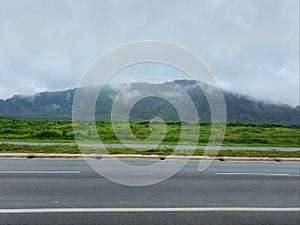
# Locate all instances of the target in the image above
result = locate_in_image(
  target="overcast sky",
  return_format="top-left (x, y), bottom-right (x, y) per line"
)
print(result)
top-left (0, 0), bottom-right (299, 105)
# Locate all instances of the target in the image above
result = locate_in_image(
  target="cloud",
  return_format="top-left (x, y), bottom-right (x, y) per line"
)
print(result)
top-left (0, 0), bottom-right (298, 105)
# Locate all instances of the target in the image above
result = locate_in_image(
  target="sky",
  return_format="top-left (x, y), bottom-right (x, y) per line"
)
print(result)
top-left (0, 0), bottom-right (299, 106)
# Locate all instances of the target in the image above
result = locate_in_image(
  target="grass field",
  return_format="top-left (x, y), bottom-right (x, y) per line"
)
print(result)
top-left (0, 118), bottom-right (299, 147)
top-left (0, 144), bottom-right (299, 158)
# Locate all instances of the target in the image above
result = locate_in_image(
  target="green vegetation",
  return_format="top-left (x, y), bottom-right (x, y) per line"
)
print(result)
top-left (0, 144), bottom-right (80, 154)
top-left (0, 118), bottom-right (299, 147)
top-left (1, 80), bottom-right (299, 124)
top-left (0, 144), bottom-right (299, 158)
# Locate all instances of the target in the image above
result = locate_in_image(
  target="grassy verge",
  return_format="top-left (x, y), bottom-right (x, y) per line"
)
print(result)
top-left (1, 144), bottom-right (299, 158)
top-left (0, 119), bottom-right (300, 147)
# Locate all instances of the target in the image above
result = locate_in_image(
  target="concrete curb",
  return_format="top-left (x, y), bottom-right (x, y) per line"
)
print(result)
top-left (0, 153), bottom-right (299, 162)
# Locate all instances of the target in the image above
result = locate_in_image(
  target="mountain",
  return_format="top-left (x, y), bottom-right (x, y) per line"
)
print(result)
top-left (0, 80), bottom-right (299, 125)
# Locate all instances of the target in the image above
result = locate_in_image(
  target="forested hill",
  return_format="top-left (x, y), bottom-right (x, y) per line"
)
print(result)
top-left (0, 80), bottom-right (299, 125)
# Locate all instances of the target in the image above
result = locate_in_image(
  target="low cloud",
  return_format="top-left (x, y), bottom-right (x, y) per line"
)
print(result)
top-left (0, 0), bottom-right (298, 105)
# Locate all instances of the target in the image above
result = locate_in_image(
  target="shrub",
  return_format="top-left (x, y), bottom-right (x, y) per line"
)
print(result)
top-left (35, 131), bottom-right (62, 140)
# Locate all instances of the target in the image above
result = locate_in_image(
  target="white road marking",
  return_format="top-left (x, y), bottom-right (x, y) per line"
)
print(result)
top-left (215, 172), bottom-right (292, 176)
top-left (0, 171), bottom-right (80, 174)
top-left (111, 173), bottom-right (155, 175)
top-left (0, 207), bottom-right (299, 213)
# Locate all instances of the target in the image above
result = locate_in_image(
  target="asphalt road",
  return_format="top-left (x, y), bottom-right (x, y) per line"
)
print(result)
top-left (0, 159), bottom-right (299, 224)
top-left (1, 141), bottom-right (300, 151)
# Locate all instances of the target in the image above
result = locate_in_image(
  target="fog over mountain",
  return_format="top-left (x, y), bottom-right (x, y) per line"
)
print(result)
top-left (0, 80), bottom-right (299, 125)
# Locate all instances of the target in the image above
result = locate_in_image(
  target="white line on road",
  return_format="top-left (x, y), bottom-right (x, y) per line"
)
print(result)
top-left (0, 171), bottom-right (80, 174)
top-left (215, 172), bottom-right (293, 176)
top-left (111, 173), bottom-right (155, 175)
top-left (0, 207), bottom-right (299, 214)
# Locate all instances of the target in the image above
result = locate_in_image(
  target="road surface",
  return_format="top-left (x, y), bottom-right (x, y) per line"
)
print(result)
top-left (1, 141), bottom-right (300, 151)
top-left (0, 159), bottom-right (299, 224)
